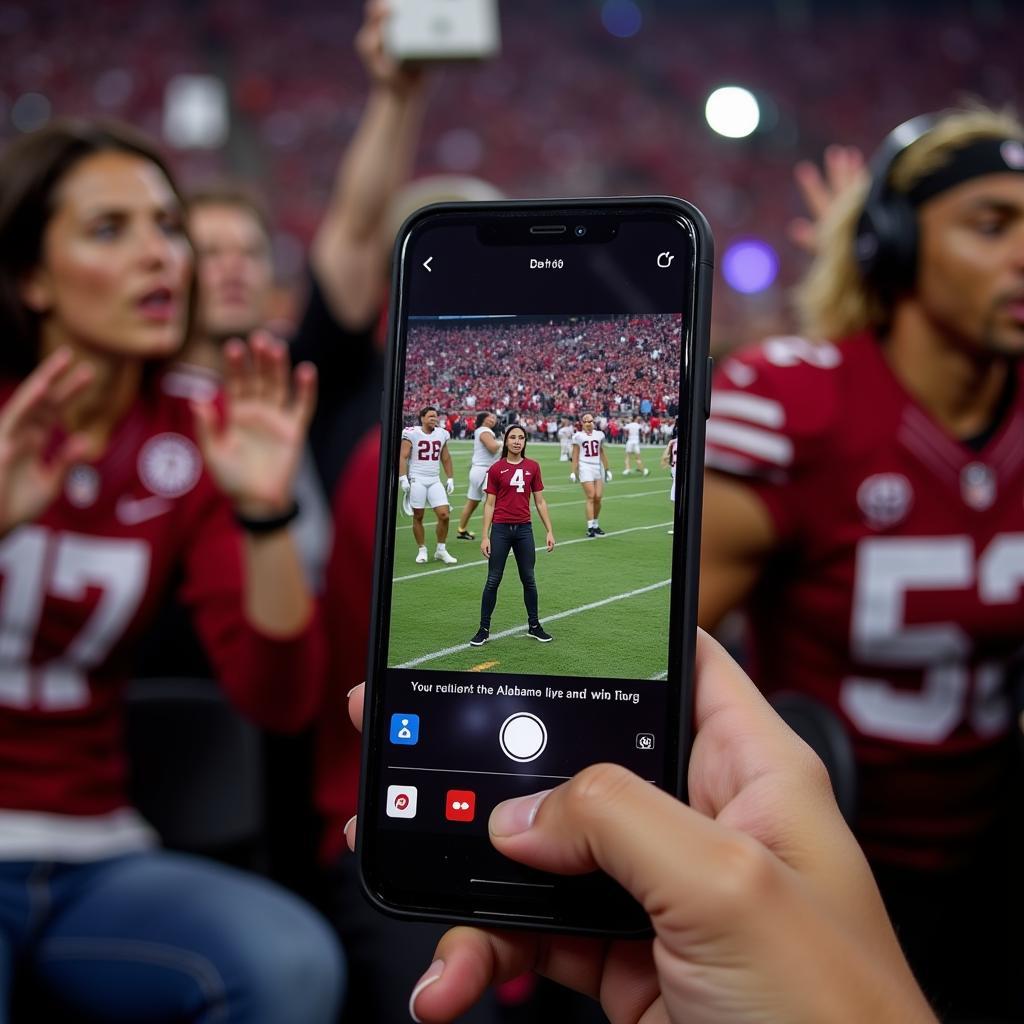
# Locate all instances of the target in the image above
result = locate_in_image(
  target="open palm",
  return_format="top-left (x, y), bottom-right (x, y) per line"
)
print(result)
top-left (193, 333), bottom-right (316, 516)
top-left (0, 349), bottom-right (93, 536)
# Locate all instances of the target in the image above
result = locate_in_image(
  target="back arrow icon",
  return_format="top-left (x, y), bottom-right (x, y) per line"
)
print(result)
top-left (423, 257), bottom-right (433, 272)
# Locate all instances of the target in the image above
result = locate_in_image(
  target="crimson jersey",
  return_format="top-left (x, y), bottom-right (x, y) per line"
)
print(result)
top-left (0, 372), bottom-right (324, 818)
top-left (486, 458), bottom-right (544, 523)
top-left (316, 427), bottom-right (379, 862)
top-left (707, 333), bottom-right (1024, 870)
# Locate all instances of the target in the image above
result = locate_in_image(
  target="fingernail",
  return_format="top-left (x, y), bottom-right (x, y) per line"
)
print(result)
top-left (489, 789), bottom-right (552, 837)
top-left (343, 814), bottom-right (356, 835)
top-left (347, 684), bottom-right (363, 698)
top-left (409, 959), bottom-right (444, 1022)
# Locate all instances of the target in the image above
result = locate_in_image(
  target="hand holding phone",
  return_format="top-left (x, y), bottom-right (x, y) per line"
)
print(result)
top-left (361, 197), bottom-right (713, 934)
top-left (346, 635), bottom-right (935, 1024)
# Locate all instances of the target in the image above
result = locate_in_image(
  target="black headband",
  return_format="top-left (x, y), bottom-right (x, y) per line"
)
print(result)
top-left (907, 137), bottom-right (1024, 207)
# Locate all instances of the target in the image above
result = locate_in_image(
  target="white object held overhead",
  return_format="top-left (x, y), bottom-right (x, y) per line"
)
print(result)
top-left (384, 0), bottom-right (501, 61)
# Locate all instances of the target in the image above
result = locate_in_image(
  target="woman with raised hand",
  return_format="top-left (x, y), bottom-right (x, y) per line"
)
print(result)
top-left (0, 120), bottom-right (343, 1022)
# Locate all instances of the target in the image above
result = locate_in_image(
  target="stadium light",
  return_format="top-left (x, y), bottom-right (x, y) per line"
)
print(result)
top-left (163, 74), bottom-right (228, 149)
top-left (601, 0), bottom-right (642, 38)
top-left (705, 86), bottom-right (760, 139)
top-left (722, 238), bottom-right (778, 294)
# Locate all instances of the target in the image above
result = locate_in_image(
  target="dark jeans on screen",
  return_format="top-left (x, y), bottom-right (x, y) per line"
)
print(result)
top-left (480, 522), bottom-right (538, 629)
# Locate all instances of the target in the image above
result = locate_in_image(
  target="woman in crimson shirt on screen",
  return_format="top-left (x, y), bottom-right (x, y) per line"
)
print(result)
top-left (469, 425), bottom-right (556, 647)
top-left (0, 120), bottom-right (342, 1022)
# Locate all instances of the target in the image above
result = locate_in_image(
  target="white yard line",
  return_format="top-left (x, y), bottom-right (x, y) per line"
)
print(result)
top-left (393, 521), bottom-right (673, 582)
top-left (395, 579), bottom-right (671, 667)
top-left (544, 488), bottom-right (666, 509)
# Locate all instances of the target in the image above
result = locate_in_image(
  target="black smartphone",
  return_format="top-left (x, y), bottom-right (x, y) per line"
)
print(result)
top-left (358, 198), bottom-right (713, 935)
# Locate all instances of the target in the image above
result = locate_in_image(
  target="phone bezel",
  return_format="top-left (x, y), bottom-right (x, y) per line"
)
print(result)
top-left (357, 197), bottom-right (714, 936)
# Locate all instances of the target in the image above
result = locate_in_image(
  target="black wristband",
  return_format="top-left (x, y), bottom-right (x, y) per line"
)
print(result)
top-left (234, 500), bottom-right (301, 534)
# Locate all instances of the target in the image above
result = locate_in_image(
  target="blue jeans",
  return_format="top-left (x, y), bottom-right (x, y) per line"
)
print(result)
top-left (0, 851), bottom-right (344, 1023)
top-left (480, 522), bottom-right (539, 630)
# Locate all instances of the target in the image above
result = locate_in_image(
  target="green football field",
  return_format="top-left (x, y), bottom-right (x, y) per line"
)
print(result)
top-left (387, 441), bottom-right (675, 680)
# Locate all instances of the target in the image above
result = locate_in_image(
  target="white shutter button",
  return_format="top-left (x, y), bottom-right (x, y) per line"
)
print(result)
top-left (499, 713), bottom-right (547, 762)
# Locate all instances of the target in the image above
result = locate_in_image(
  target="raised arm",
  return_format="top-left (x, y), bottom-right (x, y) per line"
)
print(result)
top-left (787, 144), bottom-right (866, 254)
top-left (310, 0), bottom-right (428, 330)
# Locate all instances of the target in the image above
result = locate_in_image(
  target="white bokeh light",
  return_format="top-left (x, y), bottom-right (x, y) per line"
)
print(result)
top-left (705, 86), bottom-right (760, 139)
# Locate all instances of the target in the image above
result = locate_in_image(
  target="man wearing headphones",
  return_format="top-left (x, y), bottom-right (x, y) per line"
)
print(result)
top-left (700, 106), bottom-right (1024, 1020)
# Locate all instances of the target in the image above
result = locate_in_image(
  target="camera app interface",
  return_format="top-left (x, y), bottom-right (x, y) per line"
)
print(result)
top-left (376, 214), bottom-right (694, 845)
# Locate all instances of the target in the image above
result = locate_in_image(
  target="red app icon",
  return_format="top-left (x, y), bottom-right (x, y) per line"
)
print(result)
top-left (445, 789), bottom-right (476, 822)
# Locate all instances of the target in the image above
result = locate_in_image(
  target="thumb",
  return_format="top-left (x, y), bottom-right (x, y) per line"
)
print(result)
top-left (488, 763), bottom-right (770, 945)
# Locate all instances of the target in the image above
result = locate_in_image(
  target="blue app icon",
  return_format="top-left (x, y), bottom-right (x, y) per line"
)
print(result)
top-left (390, 713), bottom-right (420, 745)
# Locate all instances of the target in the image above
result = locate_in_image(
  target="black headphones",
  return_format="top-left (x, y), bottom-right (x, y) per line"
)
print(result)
top-left (854, 113), bottom-right (939, 296)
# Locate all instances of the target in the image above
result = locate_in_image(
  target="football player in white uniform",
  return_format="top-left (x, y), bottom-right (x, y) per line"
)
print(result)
top-left (622, 414), bottom-right (650, 476)
top-left (455, 410), bottom-right (500, 540)
top-left (398, 406), bottom-right (457, 564)
top-left (570, 413), bottom-right (612, 537)
top-left (557, 419), bottom-right (574, 461)
top-left (661, 433), bottom-right (678, 534)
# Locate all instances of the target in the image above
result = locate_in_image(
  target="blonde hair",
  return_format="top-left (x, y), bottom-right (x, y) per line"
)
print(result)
top-left (795, 105), bottom-right (1024, 340)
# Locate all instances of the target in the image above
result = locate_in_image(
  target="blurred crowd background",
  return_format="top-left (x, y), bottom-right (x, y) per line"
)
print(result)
top-left (2, 0), bottom-right (1018, 347)
top-left (2, 1), bottom-right (1023, 1021)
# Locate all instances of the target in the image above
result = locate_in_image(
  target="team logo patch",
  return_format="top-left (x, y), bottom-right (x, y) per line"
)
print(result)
top-left (138, 433), bottom-right (201, 499)
top-left (65, 464), bottom-right (100, 508)
top-left (960, 462), bottom-right (996, 511)
top-left (1001, 140), bottom-right (1024, 170)
top-left (857, 473), bottom-right (913, 529)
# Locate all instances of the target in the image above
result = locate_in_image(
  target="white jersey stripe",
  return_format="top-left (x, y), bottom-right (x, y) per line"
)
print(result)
top-left (704, 448), bottom-right (762, 477)
top-left (710, 391), bottom-right (786, 429)
top-left (705, 419), bottom-right (793, 467)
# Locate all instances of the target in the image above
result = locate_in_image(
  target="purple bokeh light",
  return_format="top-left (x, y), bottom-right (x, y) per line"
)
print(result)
top-left (601, 0), bottom-right (642, 39)
top-left (722, 238), bottom-right (779, 294)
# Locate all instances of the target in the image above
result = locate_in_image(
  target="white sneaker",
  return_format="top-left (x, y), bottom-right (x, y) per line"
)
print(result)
top-left (642, 468), bottom-right (650, 476)
top-left (623, 469), bottom-right (630, 476)
top-left (415, 548), bottom-right (428, 564)
top-left (435, 549), bottom-right (457, 564)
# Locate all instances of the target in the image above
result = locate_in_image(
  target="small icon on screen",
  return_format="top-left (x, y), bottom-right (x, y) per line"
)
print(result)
top-left (390, 713), bottom-right (420, 745)
top-left (386, 785), bottom-right (418, 818)
top-left (636, 733), bottom-right (655, 750)
top-left (446, 790), bottom-right (476, 822)
top-left (656, 252), bottom-right (675, 268)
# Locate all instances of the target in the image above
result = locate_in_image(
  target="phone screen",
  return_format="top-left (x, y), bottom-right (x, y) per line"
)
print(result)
top-left (361, 201), bottom-right (711, 933)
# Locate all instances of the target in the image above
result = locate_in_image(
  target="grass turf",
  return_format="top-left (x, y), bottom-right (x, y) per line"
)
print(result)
top-left (387, 441), bottom-right (675, 680)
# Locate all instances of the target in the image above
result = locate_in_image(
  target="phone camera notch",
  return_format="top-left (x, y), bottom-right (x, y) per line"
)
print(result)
top-left (573, 224), bottom-right (587, 237)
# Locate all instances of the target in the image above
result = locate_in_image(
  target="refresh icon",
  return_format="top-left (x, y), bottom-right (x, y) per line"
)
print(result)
top-left (656, 251), bottom-right (675, 268)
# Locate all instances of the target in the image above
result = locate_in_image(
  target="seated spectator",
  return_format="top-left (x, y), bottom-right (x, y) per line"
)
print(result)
top-left (0, 119), bottom-right (343, 1023)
